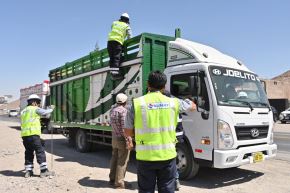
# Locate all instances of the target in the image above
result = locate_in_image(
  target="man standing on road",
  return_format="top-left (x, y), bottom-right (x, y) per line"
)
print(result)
top-left (107, 13), bottom-right (132, 79)
top-left (21, 94), bottom-right (54, 178)
top-left (109, 93), bottom-right (131, 189)
top-left (124, 71), bottom-right (196, 193)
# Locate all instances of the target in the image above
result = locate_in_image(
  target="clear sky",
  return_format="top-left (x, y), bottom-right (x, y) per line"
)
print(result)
top-left (1, 0), bottom-right (290, 99)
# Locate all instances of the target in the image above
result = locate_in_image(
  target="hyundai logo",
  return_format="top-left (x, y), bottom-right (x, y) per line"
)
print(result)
top-left (250, 128), bottom-right (260, 138)
top-left (212, 69), bottom-right (222, 75)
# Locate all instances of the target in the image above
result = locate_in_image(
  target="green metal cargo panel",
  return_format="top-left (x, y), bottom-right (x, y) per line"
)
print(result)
top-left (49, 33), bottom-right (174, 129)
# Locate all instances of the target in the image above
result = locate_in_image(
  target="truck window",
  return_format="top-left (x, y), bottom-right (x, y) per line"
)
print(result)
top-left (171, 73), bottom-right (210, 111)
top-left (209, 66), bottom-right (268, 108)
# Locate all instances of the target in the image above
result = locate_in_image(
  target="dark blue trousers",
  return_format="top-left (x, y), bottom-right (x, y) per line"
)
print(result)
top-left (137, 158), bottom-right (176, 193)
top-left (22, 135), bottom-right (46, 170)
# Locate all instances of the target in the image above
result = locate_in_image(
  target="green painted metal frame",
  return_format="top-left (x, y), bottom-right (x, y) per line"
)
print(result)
top-left (49, 32), bottom-right (175, 131)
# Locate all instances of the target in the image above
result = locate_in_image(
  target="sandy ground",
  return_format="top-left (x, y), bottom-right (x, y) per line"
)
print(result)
top-left (0, 120), bottom-right (290, 193)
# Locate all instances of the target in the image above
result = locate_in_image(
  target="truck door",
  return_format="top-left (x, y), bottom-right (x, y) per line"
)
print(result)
top-left (170, 71), bottom-right (214, 161)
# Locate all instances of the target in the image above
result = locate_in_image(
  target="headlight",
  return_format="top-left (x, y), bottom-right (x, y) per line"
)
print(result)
top-left (217, 120), bottom-right (234, 149)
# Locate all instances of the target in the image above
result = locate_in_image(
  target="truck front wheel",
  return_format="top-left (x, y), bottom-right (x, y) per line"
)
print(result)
top-left (75, 129), bottom-right (91, 152)
top-left (176, 142), bottom-right (199, 180)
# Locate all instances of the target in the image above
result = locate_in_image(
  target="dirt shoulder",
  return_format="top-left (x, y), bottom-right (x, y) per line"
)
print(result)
top-left (0, 120), bottom-right (290, 193)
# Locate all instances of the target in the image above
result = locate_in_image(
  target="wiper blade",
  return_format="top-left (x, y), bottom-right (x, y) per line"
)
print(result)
top-left (250, 102), bottom-right (271, 111)
top-left (223, 99), bottom-right (254, 111)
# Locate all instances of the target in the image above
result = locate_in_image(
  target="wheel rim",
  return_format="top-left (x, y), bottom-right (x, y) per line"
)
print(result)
top-left (77, 132), bottom-right (85, 149)
top-left (177, 148), bottom-right (187, 173)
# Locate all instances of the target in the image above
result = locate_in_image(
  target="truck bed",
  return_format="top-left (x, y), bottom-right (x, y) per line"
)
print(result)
top-left (49, 33), bottom-right (174, 130)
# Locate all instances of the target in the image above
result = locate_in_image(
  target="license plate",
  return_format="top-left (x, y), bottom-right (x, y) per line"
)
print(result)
top-left (253, 152), bottom-right (263, 163)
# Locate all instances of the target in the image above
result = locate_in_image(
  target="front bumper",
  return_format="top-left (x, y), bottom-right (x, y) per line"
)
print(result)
top-left (214, 143), bottom-right (277, 168)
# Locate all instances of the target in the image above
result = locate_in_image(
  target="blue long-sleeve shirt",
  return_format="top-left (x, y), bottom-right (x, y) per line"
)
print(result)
top-left (36, 107), bottom-right (53, 116)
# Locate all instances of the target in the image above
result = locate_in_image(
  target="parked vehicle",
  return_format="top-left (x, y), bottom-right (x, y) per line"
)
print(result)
top-left (8, 109), bottom-right (18, 117)
top-left (49, 29), bottom-right (277, 179)
top-left (279, 107), bottom-right (290, 124)
top-left (20, 80), bottom-right (52, 132)
top-left (271, 106), bottom-right (279, 122)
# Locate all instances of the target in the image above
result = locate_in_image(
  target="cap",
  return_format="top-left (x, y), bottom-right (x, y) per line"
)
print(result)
top-left (238, 91), bottom-right (248, 98)
top-left (116, 93), bottom-right (128, 104)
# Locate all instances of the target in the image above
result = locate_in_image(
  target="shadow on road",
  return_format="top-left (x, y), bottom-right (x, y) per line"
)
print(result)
top-left (44, 136), bottom-right (264, 189)
top-left (4, 126), bottom-right (264, 189)
top-left (8, 126), bottom-right (21, 131)
top-left (78, 176), bottom-right (138, 190)
top-left (181, 167), bottom-right (264, 189)
top-left (43, 138), bottom-right (137, 174)
top-left (0, 170), bottom-right (24, 177)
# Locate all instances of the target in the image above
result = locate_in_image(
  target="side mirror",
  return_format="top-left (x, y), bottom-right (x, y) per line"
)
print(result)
top-left (190, 73), bottom-right (201, 112)
top-left (201, 110), bottom-right (209, 120)
top-left (189, 76), bottom-right (198, 96)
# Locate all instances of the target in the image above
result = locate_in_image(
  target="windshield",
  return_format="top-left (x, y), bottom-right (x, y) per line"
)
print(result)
top-left (209, 66), bottom-right (269, 108)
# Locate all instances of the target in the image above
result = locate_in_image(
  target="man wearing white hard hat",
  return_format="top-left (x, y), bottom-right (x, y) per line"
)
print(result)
top-left (107, 13), bottom-right (132, 79)
top-left (20, 94), bottom-right (55, 178)
top-left (108, 93), bottom-right (131, 189)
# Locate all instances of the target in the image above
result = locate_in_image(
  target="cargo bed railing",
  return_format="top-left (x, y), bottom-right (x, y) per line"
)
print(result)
top-left (49, 35), bottom-right (142, 83)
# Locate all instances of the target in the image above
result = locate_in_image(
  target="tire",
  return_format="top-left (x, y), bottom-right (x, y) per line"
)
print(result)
top-left (47, 122), bottom-right (54, 133)
top-left (68, 129), bottom-right (76, 147)
top-left (42, 128), bottom-right (49, 134)
top-left (176, 142), bottom-right (199, 180)
top-left (75, 129), bottom-right (91, 152)
top-left (281, 121), bottom-right (286, 124)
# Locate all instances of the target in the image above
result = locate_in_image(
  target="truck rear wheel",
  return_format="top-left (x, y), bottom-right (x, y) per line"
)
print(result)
top-left (68, 129), bottom-right (76, 147)
top-left (176, 142), bottom-right (199, 180)
top-left (75, 129), bottom-right (91, 152)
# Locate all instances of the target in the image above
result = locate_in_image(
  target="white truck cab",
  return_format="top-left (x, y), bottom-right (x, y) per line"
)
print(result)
top-left (164, 38), bottom-right (277, 179)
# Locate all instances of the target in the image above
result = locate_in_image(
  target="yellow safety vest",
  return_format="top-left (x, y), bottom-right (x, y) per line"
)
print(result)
top-left (21, 106), bottom-right (41, 137)
top-left (133, 92), bottom-right (179, 161)
top-left (108, 21), bottom-right (129, 45)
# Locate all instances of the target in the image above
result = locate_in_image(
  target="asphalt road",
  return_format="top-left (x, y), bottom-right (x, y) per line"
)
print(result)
top-left (1, 115), bottom-right (289, 161)
top-left (0, 114), bottom-right (19, 122)
top-left (274, 129), bottom-right (290, 161)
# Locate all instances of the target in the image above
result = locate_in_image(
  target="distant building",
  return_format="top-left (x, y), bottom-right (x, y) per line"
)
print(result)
top-left (261, 70), bottom-right (290, 113)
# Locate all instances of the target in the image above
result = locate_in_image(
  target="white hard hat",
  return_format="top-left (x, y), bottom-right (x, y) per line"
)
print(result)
top-left (238, 91), bottom-right (248, 98)
top-left (121, 13), bottom-right (130, 19)
top-left (116, 93), bottom-right (128, 104)
top-left (28, 94), bottom-right (41, 101)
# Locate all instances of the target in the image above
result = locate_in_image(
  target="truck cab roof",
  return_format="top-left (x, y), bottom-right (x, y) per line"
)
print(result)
top-left (168, 38), bottom-right (251, 72)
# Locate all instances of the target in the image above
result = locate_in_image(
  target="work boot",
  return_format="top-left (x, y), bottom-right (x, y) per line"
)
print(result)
top-left (175, 179), bottom-right (181, 191)
top-left (110, 71), bottom-right (123, 80)
top-left (109, 179), bottom-right (115, 186)
top-left (40, 169), bottom-right (52, 178)
top-left (24, 171), bottom-right (33, 178)
top-left (115, 182), bottom-right (133, 189)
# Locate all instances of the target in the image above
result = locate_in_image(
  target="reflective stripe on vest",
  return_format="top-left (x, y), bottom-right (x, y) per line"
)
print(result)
top-left (136, 143), bottom-right (175, 151)
top-left (21, 106), bottom-right (41, 137)
top-left (135, 126), bottom-right (176, 135)
top-left (108, 21), bottom-right (129, 45)
top-left (134, 92), bottom-right (179, 161)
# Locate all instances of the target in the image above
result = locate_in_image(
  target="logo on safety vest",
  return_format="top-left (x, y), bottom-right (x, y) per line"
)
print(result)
top-left (148, 102), bottom-right (170, 110)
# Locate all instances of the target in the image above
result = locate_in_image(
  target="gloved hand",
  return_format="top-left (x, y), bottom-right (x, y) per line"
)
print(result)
top-left (50, 105), bottom-right (55, 110)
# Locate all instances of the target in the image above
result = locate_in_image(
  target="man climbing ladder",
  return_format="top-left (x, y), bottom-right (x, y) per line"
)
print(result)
top-left (107, 13), bottom-right (132, 79)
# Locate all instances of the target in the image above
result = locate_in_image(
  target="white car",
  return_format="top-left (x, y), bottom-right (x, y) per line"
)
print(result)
top-left (279, 107), bottom-right (290, 124)
top-left (8, 109), bottom-right (18, 117)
